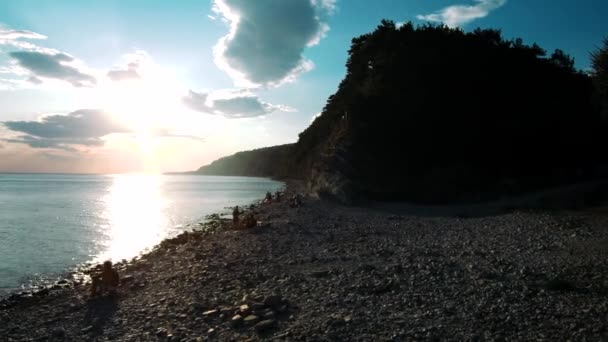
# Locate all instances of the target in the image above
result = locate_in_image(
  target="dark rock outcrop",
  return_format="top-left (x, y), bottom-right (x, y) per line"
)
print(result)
top-left (194, 21), bottom-right (608, 204)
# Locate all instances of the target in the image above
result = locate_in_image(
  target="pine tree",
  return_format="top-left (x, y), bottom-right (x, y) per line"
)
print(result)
top-left (591, 37), bottom-right (608, 120)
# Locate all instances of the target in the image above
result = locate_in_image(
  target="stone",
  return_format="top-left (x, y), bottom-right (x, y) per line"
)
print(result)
top-left (81, 326), bottom-right (94, 334)
top-left (202, 309), bottom-right (219, 316)
top-left (156, 327), bottom-right (168, 337)
top-left (121, 275), bottom-right (135, 284)
top-left (243, 315), bottom-right (260, 326)
top-left (252, 302), bottom-right (265, 310)
top-left (239, 304), bottom-right (251, 315)
top-left (231, 314), bottom-right (243, 327)
top-left (254, 319), bottom-right (276, 333)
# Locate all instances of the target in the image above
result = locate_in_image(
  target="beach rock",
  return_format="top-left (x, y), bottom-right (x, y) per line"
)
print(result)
top-left (254, 319), bottom-right (276, 333)
top-left (231, 314), bottom-right (243, 327)
top-left (81, 326), bottom-right (94, 334)
top-left (243, 315), bottom-right (260, 326)
top-left (202, 309), bottom-right (219, 317)
top-left (239, 304), bottom-right (251, 315)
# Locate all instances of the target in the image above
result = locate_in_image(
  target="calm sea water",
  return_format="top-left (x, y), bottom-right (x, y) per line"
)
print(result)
top-left (0, 173), bottom-right (283, 296)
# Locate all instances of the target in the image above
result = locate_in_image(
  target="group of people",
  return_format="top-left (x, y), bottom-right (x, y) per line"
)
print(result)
top-left (231, 205), bottom-right (257, 229)
top-left (263, 191), bottom-right (282, 204)
top-left (88, 190), bottom-right (304, 299)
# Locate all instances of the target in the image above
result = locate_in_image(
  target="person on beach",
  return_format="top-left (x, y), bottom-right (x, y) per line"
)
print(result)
top-left (264, 191), bottom-right (272, 204)
top-left (243, 213), bottom-right (257, 229)
top-left (275, 191), bottom-right (281, 202)
top-left (290, 193), bottom-right (302, 208)
top-left (90, 260), bottom-right (120, 297)
top-left (232, 205), bottom-right (241, 227)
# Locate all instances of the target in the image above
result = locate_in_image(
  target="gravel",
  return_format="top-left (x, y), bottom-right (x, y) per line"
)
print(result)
top-left (1, 181), bottom-right (607, 341)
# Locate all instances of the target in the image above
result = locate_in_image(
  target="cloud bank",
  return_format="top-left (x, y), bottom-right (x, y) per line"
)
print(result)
top-left (212, 0), bottom-right (332, 87)
top-left (0, 25), bottom-right (98, 88)
top-left (8, 51), bottom-right (97, 87)
top-left (416, 0), bottom-right (507, 28)
top-left (183, 90), bottom-right (294, 118)
top-left (3, 109), bottom-right (127, 150)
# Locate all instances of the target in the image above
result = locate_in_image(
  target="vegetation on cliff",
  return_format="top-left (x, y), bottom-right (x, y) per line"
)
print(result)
top-left (196, 21), bottom-right (608, 204)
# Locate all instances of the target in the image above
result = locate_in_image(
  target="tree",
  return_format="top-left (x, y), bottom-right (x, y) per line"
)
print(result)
top-left (550, 49), bottom-right (575, 72)
top-left (591, 37), bottom-right (608, 120)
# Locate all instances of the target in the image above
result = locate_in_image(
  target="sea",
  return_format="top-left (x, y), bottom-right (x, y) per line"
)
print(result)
top-left (0, 173), bottom-right (283, 297)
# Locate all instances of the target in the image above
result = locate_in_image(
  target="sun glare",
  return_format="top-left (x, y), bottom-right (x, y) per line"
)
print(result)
top-left (96, 60), bottom-right (190, 171)
top-left (97, 174), bottom-right (169, 262)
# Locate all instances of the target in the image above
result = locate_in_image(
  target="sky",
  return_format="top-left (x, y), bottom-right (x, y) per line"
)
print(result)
top-left (0, 0), bottom-right (606, 173)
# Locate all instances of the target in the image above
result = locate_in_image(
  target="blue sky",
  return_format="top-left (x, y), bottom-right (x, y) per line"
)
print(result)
top-left (0, 0), bottom-right (606, 173)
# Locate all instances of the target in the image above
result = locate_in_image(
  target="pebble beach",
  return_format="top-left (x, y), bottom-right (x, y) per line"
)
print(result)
top-left (2, 181), bottom-right (608, 341)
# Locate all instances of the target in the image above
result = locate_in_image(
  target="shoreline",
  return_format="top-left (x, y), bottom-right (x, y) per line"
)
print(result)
top-left (2, 180), bottom-right (608, 340)
top-left (0, 178), bottom-right (287, 301)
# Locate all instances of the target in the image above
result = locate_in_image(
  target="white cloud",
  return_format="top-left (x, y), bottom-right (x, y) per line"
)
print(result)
top-left (9, 51), bottom-right (97, 87)
top-left (0, 28), bottom-right (46, 41)
top-left (312, 0), bottom-right (337, 14)
top-left (183, 89), bottom-right (295, 118)
top-left (2, 109), bottom-right (128, 150)
top-left (416, 0), bottom-right (507, 28)
top-left (0, 26), bottom-right (57, 53)
top-left (212, 0), bottom-right (333, 87)
top-left (0, 25), bottom-right (98, 88)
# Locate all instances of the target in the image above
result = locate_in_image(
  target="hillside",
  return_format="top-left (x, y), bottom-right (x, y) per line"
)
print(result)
top-left (195, 21), bottom-right (608, 204)
top-left (193, 144), bottom-right (294, 178)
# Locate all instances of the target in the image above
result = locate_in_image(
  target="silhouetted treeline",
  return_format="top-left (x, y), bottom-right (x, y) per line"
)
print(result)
top-left (591, 37), bottom-right (608, 121)
top-left (194, 144), bottom-right (294, 178)
top-left (197, 21), bottom-right (608, 204)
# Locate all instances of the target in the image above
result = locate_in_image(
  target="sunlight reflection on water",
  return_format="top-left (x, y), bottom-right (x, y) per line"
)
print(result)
top-left (96, 174), bottom-right (169, 262)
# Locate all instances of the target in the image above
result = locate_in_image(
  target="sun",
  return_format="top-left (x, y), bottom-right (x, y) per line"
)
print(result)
top-left (95, 65), bottom-right (186, 173)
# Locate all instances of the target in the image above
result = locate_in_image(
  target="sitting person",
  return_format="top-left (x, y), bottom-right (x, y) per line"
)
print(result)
top-left (289, 194), bottom-right (302, 208)
top-left (263, 191), bottom-right (273, 204)
top-left (90, 260), bottom-right (120, 297)
top-left (242, 213), bottom-right (257, 229)
top-left (232, 205), bottom-right (241, 227)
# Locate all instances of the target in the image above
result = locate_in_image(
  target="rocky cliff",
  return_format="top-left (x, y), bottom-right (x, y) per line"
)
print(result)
top-left (195, 21), bottom-right (608, 204)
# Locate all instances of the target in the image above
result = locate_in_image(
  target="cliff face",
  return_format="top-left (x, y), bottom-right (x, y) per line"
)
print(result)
top-left (196, 21), bottom-right (607, 204)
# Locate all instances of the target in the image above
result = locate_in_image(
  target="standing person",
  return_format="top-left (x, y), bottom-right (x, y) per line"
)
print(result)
top-left (90, 260), bottom-right (120, 297)
top-left (275, 191), bottom-right (281, 202)
top-left (232, 205), bottom-right (241, 228)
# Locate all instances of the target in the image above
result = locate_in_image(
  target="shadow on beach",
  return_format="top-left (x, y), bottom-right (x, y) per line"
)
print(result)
top-left (366, 179), bottom-right (608, 218)
top-left (83, 295), bottom-right (119, 335)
